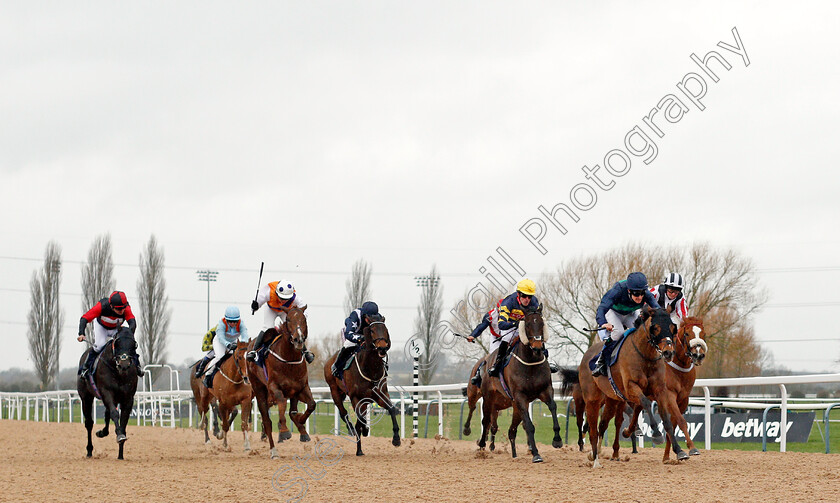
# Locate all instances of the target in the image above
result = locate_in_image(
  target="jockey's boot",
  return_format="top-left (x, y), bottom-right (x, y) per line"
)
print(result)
top-left (543, 348), bottom-right (559, 373)
top-left (245, 330), bottom-right (265, 363)
top-left (470, 361), bottom-right (484, 387)
top-left (195, 355), bottom-right (211, 378)
top-left (488, 341), bottom-right (510, 377)
top-left (592, 338), bottom-right (616, 377)
top-left (79, 348), bottom-right (99, 378)
top-left (301, 344), bottom-right (315, 364)
top-left (203, 366), bottom-right (218, 389)
top-left (331, 346), bottom-right (355, 379)
top-left (133, 353), bottom-right (145, 377)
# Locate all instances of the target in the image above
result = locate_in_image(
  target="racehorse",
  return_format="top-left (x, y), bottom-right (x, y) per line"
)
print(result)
top-left (199, 340), bottom-right (253, 451)
top-left (623, 316), bottom-right (708, 461)
top-left (77, 326), bottom-right (139, 460)
top-left (561, 306), bottom-right (683, 467)
top-left (471, 308), bottom-right (563, 462)
top-left (247, 306), bottom-right (316, 459)
top-left (324, 314), bottom-right (400, 456)
top-left (189, 363), bottom-right (223, 444)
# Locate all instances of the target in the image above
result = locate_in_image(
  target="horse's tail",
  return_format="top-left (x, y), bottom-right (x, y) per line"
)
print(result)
top-left (559, 367), bottom-right (579, 396)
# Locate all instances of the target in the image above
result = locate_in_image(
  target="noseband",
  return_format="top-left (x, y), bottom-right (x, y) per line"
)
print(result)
top-left (365, 321), bottom-right (391, 352)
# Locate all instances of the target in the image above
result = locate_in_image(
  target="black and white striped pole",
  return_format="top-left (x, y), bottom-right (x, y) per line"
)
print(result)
top-left (407, 338), bottom-right (425, 438)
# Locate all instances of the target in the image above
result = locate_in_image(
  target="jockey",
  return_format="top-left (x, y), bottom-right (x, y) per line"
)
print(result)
top-left (331, 301), bottom-right (380, 379)
top-left (202, 306), bottom-right (249, 388)
top-left (592, 272), bottom-right (660, 377)
top-left (246, 279), bottom-right (314, 364)
top-left (77, 291), bottom-right (143, 378)
top-left (651, 272), bottom-right (689, 325)
top-left (466, 279), bottom-right (555, 386)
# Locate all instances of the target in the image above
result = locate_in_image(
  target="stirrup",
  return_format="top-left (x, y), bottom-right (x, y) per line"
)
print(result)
top-left (470, 374), bottom-right (481, 386)
top-left (592, 360), bottom-right (607, 377)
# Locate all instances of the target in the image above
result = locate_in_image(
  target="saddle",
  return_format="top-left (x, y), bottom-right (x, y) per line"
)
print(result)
top-left (587, 327), bottom-right (636, 373)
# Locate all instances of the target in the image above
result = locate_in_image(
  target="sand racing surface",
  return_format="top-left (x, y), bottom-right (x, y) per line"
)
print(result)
top-left (2, 420), bottom-right (838, 502)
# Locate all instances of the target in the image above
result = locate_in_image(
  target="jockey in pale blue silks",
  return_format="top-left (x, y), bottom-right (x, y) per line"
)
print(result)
top-left (199, 306), bottom-right (249, 388)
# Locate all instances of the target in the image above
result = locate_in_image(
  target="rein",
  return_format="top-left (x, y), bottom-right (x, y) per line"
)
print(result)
top-left (630, 328), bottom-right (671, 363)
top-left (267, 326), bottom-right (306, 365)
top-left (220, 349), bottom-right (248, 385)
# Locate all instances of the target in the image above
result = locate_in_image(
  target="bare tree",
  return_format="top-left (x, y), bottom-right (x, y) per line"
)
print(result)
top-left (309, 330), bottom-right (344, 383)
top-left (413, 265), bottom-right (443, 385)
top-left (539, 242), bottom-right (768, 375)
top-left (27, 241), bottom-right (63, 390)
top-left (344, 259), bottom-right (372, 313)
top-left (136, 235), bottom-right (171, 365)
top-left (80, 233), bottom-right (115, 348)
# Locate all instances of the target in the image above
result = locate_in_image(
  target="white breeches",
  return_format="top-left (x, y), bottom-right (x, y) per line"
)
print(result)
top-left (207, 337), bottom-right (230, 372)
top-left (92, 319), bottom-right (120, 352)
top-left (599, 309), bottom-right (641, 341)
top-left (489, 328), bottom-right (517, 353)
top-left (262, 308), bottom-right (286, 332)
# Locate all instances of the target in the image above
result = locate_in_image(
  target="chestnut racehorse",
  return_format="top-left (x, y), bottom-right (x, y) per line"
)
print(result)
top-left (561, 306), bottom-right (684, 467)
top-left (471, 308), bottom-right (563, 462)
top-left (324, 314), bottom-right (401, 456)
top-left (197, 341), bottom-right (253, 451)
top-left (189, 363), bottom-right (223, 444)
top-left (247, 305), bottom-right (316, 459)
top-left (624, 316), bottom-right (708, 461)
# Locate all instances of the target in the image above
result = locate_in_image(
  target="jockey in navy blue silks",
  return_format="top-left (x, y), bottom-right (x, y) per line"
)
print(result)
top-left (331, 301), bottom-right (380, 379)
top-left (592, 272), bottom-right (660, 377)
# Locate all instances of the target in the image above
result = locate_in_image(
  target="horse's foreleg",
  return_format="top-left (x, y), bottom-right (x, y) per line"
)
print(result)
top-left (489, 410), bottom-right (499, 452)
top-left (273, 389), bottom-right (291, 442)
top-left (253, 384), bottom-right (278, 459)
top-left (574, 394), bottom-right (586, 452)
top-left (508, 405), bottom-right (522, 459)
top-left (219, 404), bottom-right (232, 451)
top-left (540, 388), bottom-right (563, 449)
top-left (463, 389), bottom-right (479, 437)
top-left (611, 402), bottom-right (624, 460)
top-left (211, 401), bottom-right (221, 438)
top-left (371, 388), bottom-right (400, 447)
top-left (241, 395), bottom-right (252, 452)
top-left (599, 399), bottom-right (619, 461)
top-left (658, 392), bottom-right (687, 461)
top-left (293, 390), bottom-right (316, 443)
top-left (624, 404), bottom-right (642, 439)
top-left (584, 399), bottom-right (603, 468)
top-left (349, 396), bottom-right (364, 456)
top-left (117, 398), bottom-right (132, 460)
top-left (679, 396), bottom-right (700, 456)
top-left (96, 399), bottom-right (112, 438)
top-left (633, 390), bottom-right (663, 445)
top-left (81, 393), bottom-right (95, 458)
top-left (477, 396), bottom-right (493, 451)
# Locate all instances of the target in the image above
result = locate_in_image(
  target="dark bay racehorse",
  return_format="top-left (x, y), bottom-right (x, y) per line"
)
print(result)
top-left (247, 306), bottom-right (316, 459)
top-left (470, 308), bottom-right (563, 462)
top-left (624, 316), bottom-right (708, 461)
top-left (561, 306), bottom-right (682, 467)
top-left (201, 340), bottom-right (253, 451)
top-left (77, 327), bottom-right (139, 460)
top-left (324, 314), bottom-right (400, 456)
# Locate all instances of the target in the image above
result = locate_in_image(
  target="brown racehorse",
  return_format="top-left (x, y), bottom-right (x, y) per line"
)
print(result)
top-left (195, 341), bottom-right (253, 451)
top-left (189, 362), bottom-right (223, 444)
top-left (324, 314), bottom-right (401, 456)
top-left (247, 305), bottom-right (316, 459)
top-left (471, 308), bottom-right (563, 462)
top-left (462, 359), bottom-right (501, 451)
top-left (624, 316), bottom-right (708, 461)
top-left (561, 306), bottom-right (683, 467)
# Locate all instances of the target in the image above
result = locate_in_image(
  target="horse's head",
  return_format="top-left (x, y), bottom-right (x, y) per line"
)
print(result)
top-left (518, 306), bottom-right (546, 351)
top-left (636, 306), bottom-right (675, 362)
top-left (276, 305), bottom-right (309, 351)
top-left (112, 327), bottom-right (137, 376)
top-left (363, 314), bottom-right (390, 357)
top-left (679, 317), bottom-right (708, 366)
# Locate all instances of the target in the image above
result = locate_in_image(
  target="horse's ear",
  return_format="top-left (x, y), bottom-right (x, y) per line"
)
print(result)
top-left (300, 305), bottom-right (308, 313)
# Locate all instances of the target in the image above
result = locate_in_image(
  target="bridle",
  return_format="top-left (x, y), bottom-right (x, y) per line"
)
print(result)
top-left (631, 313), bottom-right (674, 363)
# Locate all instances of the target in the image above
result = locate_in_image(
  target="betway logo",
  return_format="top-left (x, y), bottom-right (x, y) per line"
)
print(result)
top-left (720, 416), bottom-right (794, 442)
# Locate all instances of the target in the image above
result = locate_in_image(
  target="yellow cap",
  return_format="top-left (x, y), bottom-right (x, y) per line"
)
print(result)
top-left (516, 278), bottom-right (536, 296)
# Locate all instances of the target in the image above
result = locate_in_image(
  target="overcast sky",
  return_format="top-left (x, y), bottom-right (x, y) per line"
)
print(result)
top-left (1, 1), bottom-right (838, 376)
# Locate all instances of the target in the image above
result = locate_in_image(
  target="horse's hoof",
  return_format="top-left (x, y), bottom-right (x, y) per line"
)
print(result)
top-left (532, 455), bottom-right (543, 463)
top-left (463, 427), bottom-right (471, 436)
top-left (592, 459), bottom-right (603, 469)
top-left (489, 442), bottom-right (495, 452)
top-left (279, 431), bottom-right (292, 441)
top-left (205, 439), bottom-right (212, 445)
top-left (270, 448), bottom-right (279, 459)
top-left (117, 434), bottom-right (127, 443)
top-left (300, 434), bottom-right (311, 442)
top-left (689, 448), bottom-right (701, 456)
top-left (392, 437), bottom-right (401, 447)
top-left (96, 430), bottom-right (109, 438)
top-left (552, 439), bottom-right (563, 449)
top-left (677, 450), bottom-right (689, 461)
top-left (86, 452), bottom-right (92, 458)
top-left (215, 432), bottom-right (224, 440)
top-left (244, 446), bottom-right (251, 452)
top-left (651, 433), bottom-right (664, 446)
top-left (587, 452), bottom-right (595, 461)
top-left (356, 451), bottom-right (364, 457)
